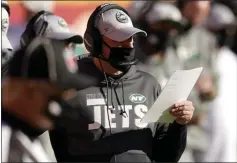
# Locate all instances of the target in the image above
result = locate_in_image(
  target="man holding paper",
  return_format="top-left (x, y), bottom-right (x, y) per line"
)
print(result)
top-left (49, 4), bottom-right (195, 162)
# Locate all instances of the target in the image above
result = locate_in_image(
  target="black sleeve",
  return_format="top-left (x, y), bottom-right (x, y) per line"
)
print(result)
top-left (152, 121), bottom-right (187, 162)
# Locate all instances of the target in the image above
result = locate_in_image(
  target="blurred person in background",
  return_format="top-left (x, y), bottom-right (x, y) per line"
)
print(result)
top-left (19, 10), bottom-right (84, 161)
top-left (130, 1), bottom-right (218, 162)
top-left (173, 0), bottom-right (218, 92)
top-left (166, 1), bottom-right (219, 161)
top-left (202, 4), bottom-right (237, 162)
top-left (213, 0), bottom-right (237, 55)
top-left (1, 37), bottom-right (88, 162)
top-left (2, 0), bottom-right (13, 75)
top-left (173, 0), bottom-right (218, 115)
top-left (8, 1), bottom-right (55, 49)
top-left (129, 1), bottom-right (185, 88)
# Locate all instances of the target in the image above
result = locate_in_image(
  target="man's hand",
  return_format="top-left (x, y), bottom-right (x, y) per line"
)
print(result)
top-left (169, 101), bottom-right (195, 125)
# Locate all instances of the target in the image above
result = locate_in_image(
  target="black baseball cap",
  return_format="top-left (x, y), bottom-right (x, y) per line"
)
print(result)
top-left (8, 37), bottom-right (95, 90)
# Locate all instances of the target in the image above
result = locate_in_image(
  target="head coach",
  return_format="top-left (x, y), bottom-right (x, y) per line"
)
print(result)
top-left (49, 3), bottom-right (195, 162)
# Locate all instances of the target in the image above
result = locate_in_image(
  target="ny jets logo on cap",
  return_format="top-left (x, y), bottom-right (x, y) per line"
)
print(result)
top-left (116, 11), bottom-right (128, 23)
top-left (58, 18), bottom-right (68, 28)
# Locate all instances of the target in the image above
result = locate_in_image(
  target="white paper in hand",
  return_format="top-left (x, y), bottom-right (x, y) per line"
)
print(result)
top-left (141, 67), bottom-right (203, 123)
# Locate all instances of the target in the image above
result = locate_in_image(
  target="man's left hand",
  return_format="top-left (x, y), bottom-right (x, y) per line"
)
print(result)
top-left (169, 101), bottom-right (195, 125)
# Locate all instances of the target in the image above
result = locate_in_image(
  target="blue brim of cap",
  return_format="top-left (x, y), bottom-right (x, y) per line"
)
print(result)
top-left (46, 32), bottom-right (83, 44)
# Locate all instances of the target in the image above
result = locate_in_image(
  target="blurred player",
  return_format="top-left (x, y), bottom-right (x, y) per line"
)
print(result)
top-left (202, 4), bottom-right (237, 162)
top-left (2, 37), bottom-right (94, 162)
top-left (130, 1), bottom-right (218, 162)
top-left (19, 10), bottom-right (83, 161)
top-left (131, 2), bottom-right (185, 88)
top-left (168, 1), bottom-right (219, 161)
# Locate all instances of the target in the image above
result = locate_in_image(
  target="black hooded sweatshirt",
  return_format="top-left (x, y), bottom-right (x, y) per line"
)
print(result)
top-left (49, 57), bottom-right (187, 162)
